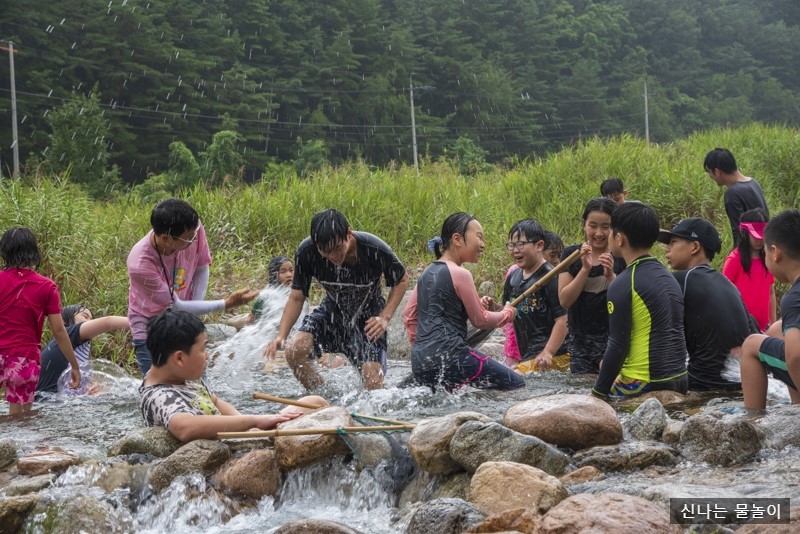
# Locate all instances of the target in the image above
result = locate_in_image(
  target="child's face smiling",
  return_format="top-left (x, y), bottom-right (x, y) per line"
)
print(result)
top-left (459, 219), bottom-right (485, 264)
top-left (584, 211), bottom-right (612, 251)
top-left (508, 231), bottom-right (544, 271)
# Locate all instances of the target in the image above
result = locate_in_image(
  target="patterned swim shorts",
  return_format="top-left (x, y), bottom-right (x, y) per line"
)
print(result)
top-left (0, 353), bottom-right (40, 405)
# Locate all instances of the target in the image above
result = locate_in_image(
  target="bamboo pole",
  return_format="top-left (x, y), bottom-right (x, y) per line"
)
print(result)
top-left (252, 392), bottom-right (416, 428)
top-left (218, 424), bottom-right (412, 440)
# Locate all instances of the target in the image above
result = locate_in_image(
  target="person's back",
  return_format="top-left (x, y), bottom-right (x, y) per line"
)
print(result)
top-left (674, 266), bottom-right (752, 390)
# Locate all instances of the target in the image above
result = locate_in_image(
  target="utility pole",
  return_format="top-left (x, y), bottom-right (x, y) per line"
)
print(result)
top-left (643, 77), bottom-right (649, 144)
top-left (0, 42), bottom-right (20, 178)
top-left (410, 75), bottom-right (419, 175)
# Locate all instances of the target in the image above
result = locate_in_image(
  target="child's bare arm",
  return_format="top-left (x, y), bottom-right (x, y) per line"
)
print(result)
top-left (785, 329), bottom-right (800, 398)
top-left (78, 316), bottom-right (129, 342)
top-left (48, 313), bottom-right (80, 388)
top-left (168, 412), bottom-right (302, 441)
top-left (213, 395), bottom-right (241, 416)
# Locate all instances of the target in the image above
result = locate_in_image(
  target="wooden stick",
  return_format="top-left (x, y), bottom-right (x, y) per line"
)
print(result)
top-left (218, 424), bottom-right (413, 440)
top-left (252, 392), bottom-right (417, 428)
top-left (466, 246), bottom-right (589, 346)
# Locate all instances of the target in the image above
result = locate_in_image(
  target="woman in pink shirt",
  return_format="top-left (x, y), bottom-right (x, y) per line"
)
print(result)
top-left (722, 208), bottom-right (776, 331)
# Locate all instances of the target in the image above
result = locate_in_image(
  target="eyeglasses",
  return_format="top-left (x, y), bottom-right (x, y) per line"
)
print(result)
top-left (174, 229), bottom-right (198, 245)
top-left (506, 241), bottom-right (533, 251)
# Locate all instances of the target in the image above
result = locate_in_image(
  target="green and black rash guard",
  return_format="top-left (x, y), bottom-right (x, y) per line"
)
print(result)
top-left (592, 255), bottom-right (688, 396)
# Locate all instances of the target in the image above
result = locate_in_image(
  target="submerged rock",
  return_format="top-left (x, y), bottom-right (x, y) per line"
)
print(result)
top-left (3, 474), bottom-right (56, 496)
top-left (468, 461), bottom-right (567, 516)
top-left (449, 420), bottom-right (570, 476)
top-left (108, 426), bottom-right (183, 458)
top-left (0, 440), bottom-right (17, 470)
top-left (558, 465), bottom-right (605, 485)
top-left (274, 407), bottom-right (353, 470)
top-left (465, 507), bottom-right (541, 534)
top-left (0, 494), bottom-right (38, 533)
top-left (273, 518), bottom-right (363, 533)
top-left (678, 413), bottom-right (762, 466)
top-left (539, 492), bottom-right (680, 533)
top-left (661, 418), bottom-right (684, 446)
top-left (503, 394), bottom-right (622, 449)
top-left (26, 493), bottom-right (133, 533)
top-left (408, 412), bottom-right (493, 475)
top-left (17, 447), bottom-right (79, 476)
top-left (148, 439), bottom-right (231, 493)
top-left (398, 470), bottom-right (440, 508)
top-left (754, 404), bottom-right (800, 450)
top-left (625, 398), bottom-right (667, 440)
top-left (406, 498), bottom-right (486, 534)
top-left (572, 441), bottom-right (679, 472)
top-left (213, 448), bottom-right (281, 500)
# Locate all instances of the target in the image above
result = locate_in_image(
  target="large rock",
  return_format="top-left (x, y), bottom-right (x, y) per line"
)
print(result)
top-left (678, 413), bottom-right (762, 466)
top-left (0, 495), bottom-right (38, 534)
top-left (625, 398), bottom-right (667, 440)
top-left (661, 419), bottom-right (684, 446)
top-left (398, 470), bottom-right (440, 508)
top-left (450, 421), bottom-right (570, 476)
top-left (214, 448), bottom-right (282, 499)
top-left (539, 492), bottom-right (680, 533)
top-left (465, 507), bottom-right (541, 534)
top-left (274, 407), bottom-right (353, 470)
top-left (572, 442), bottom-right (679, 472)
top-left (148, 439), bottom-right (231, 493)
top-left (347, 433), bottom-right (393, 468)
top-left (0, 440), bottom-right (17, 470)
top-left (3, 474), bottom-right (56, 496)
top-left (406, 498), bottom-right (486, 534)
top-left (17, 447), bottom-right (79, 476)
top-left (108, 426), bottom-right (183, 458)
top-left (503, 394), bottom-right (622, 449)
top-left (736, 505), bottom-right (800, 533)
top-left (408, 412), bottom-right (493, 475)
top-left (754, 404), bottom-right (800, 450)
top-left (25, 494), bottom-right (133, 534)
top-left (273, 519), bottom-right (363, 533)
top-left (468, 461), bottom-right (567, 516)
top-left (76, 459), bottom-right (150, 494)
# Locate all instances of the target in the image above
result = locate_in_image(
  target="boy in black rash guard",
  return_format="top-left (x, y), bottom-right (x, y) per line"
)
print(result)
top-left (501, 219), bottom-right (567, 373)
top-left (263, 209), bottom-right (408, 390)
top-left (592, 202), bottom-right (688, 398)
top-left (659, 217), bottom-right (757, 391)
top-left (740, 210), bottom-right (800, 410)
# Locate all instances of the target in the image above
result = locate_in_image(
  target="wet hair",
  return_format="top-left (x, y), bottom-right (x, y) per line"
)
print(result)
top-left (150, 198), bottom-right (199, 238)
top-left (737, 208), bottom-right (769, 275)
top-left (611, 201), bottom-right (660, 250)
top-left (543, 230), bottom-right (564, 254)
top-left (268, 255), bottom-right (290, 285)
top-left (581, 197), bottom-right (618, 223)
top-left (310, 208), bottom-right (350, 253)
top-left (764, 209), bottom-right (800, 261)
top-left (600, 178), bottom-right (625, 197)
top-left (146, 309), bottom-right (206, 368)
top-left (0, 227), bottom-right (42, 269)
top-left (429, 212), bottom-right (476, 259)
top-left (508, 219), bottom-right (545, 244)
top-left (704, 148), bottom-right (738, 174)
top-left (61, 305), bottom-right (87, 327)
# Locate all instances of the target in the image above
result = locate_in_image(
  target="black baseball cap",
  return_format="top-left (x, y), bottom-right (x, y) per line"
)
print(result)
top-left (657, 217), bottom-right (722, 254)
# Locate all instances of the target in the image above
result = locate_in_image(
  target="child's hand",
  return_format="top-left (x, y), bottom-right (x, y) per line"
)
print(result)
top-left (599, 252), bottom-right (615, 280)
top-left (252, 412), bottom-right (302, 430)
top-left (364, 316), bottom-right (389, 341)
top-left (533, 351), bottom-right (553, 370)
top-left (68, 366), bottom-right (81, 389)
top-left (502, 301), bottom-right (517, 321)
top-left (263, 337), bottom-right (284, 359)
top-left (480, 295), bottom-right (497, 310)
top-left (580, 243), bottom-right (593, 271)
top-left (225, 288), bottom-right (260, 310)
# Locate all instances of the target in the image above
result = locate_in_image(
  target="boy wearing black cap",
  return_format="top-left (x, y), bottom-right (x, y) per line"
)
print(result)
top-left (658, 217), bottom-right (757, 391)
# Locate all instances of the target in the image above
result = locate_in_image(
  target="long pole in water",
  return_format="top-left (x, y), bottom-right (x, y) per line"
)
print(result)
top-left (218, 424), bottom-right (412, 440)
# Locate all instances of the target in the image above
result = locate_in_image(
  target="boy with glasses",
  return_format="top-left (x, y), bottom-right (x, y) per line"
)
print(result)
top-left (127, 198), bottom-right (257, 375)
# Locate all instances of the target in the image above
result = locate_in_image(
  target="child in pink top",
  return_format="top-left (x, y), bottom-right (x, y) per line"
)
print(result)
top-left (0, 227), bottom-right (80, 414)
top-left (722, 208), bottom-right (776, 331)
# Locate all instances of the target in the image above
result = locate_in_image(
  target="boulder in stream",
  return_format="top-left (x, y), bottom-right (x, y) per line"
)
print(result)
top-left (213, 448), bottom-right (282, 499)
top-left (408, 411), bottom-right (493, 475)
top-left (539, 492), bottom-right (680, 533)
top-left (678, 412), bottom-right (762, 466)
top-left (108, 426), bottom-right (183, 458)
top-left (624, 398), bottom-right (667, 440)
top-left (274, 406), bottom-right (353, 470)
top-left (572, 441), bottom-right (679, 472)
top-left (17, 447), bottom-right (79, 476)
top-left (0, 440), bottom-right (17, 470)
top-left (503, 394), bottom-right (622, 449)
top-left (468, 461), bottom-right (567, 516)
top-left (406, 498), bottom-right (486, 534)
top-left (273, 518), bottom-right (363, 534)
top-left (0, 494), bottom-right (39, 534)
top-left (148, 439), bottom-right (231, 493)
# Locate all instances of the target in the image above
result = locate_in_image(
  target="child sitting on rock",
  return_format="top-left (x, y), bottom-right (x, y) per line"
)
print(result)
top-left (139, 309), bottom-right (326, 441)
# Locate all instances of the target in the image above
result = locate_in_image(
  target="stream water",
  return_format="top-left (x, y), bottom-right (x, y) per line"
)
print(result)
top-left (3, 287), bottom-right (798, 532)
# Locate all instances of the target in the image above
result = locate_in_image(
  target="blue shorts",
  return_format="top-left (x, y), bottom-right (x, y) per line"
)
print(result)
top-left (758, 337), bottom-right (797, 390)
